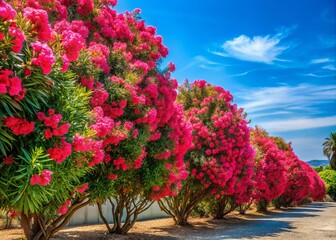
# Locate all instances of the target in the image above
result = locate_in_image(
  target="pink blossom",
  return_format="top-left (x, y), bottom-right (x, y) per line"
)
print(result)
top-left (77, 183), bottom-right (88, 193)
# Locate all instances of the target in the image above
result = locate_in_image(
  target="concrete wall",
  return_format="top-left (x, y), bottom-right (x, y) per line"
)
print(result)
top-left (68, 200), bottom-right (168, 226)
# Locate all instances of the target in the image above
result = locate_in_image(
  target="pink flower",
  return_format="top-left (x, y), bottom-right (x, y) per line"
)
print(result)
top-left (90, 89), bottom-right (109, 106)
top-left (8, 76), bottom-right (22, 96)
top-left (124, 121), bottom-right (133, 130)
top-left (30, 175), bottom-right (42, 185)
top-left (133, 129), bottom-right (139, 138)
top-left (77, 183), bottom-right (88, 193)
top-left (40, 170), bottom-right (53, 186)
top-left (4, 116), bottom-right (34, 135)
top-left (44, 129), bottom-right (53, 139)
top-left (168, 62), bottom-right (176, 72)
top-left (108, 174), bottom-right (117, 180)
top-left (9, 27), bottom-right (26, 53)
top-left (31, 41), bottom-right (55, 75)
top-left (0, 1), bottom-right (16, 21)
top-left (61, 30), bottom-right (85, 62)
top-left (61, 55), bottom-right (69, 72)
top-left (57, 205), bottom-right (68, 215)
top-left (4, 156), bottom-right (13, 164)
top-left (24, 7), bottom-right (52, 41)
top-left (65, 200), bottom-right (71, 206)
top-left (47, 138), bottom-right (72, 163)
top-left (52, 123), bottom-right (71, 136)
top-left (76, 0), bottom-right (94, 16)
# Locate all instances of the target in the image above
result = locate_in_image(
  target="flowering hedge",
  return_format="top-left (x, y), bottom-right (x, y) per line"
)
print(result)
top-left (0, 0), bottom-right (327, 238)
top-left (0, 0), bottom-right (103, 239)
top-left (159, 80), bottom-right (253, 224)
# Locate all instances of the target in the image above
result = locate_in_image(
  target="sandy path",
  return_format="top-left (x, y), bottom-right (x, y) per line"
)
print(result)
top-left (1, 202), bottom-right (335, 240)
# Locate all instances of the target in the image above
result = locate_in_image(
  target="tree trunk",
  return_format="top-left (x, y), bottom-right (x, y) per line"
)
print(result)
top-left (158, 182), bottom-right (209, 226)
top-left (213, 196), bottom-right (236, 219)
top-left (98, 194), bottom-right (153, 235)
top-left (175, 214), bottom-right (189, 225)
top-left (256, 199), bottom-right (269, 213)
top-left (20, 197), bottom-right (90, 240)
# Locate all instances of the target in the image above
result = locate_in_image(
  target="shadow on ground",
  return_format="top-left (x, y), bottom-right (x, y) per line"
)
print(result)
top-left (52, 202), bottom-right (335, 240)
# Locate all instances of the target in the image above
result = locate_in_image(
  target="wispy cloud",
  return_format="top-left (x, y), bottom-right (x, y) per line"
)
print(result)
top-left (210, 28), bottom-right (293, 64)
top-left (258, 116), bottom-right (336, 132)
top-left (179, 55), bottom-right (223, 72)
top-left (193, 56), bottom-right (221, 66)
top-left (318, 36), bottom-right (336, 48)
top-left (323, 64), bottom-right (336, 71)
top-left (301, 73), bottom-right (336, 78)
top-left (310, 58), bottom-right (333, 64)
top-left (237, 84), bottom-right (336, 115)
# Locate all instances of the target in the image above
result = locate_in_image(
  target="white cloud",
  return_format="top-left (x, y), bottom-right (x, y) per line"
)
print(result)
top-left (258, 116), bottom-right (336, 132)
top-left (179, 55), bottom-right (224, 72)
top-left (301, 73), bottom-right (336, 78)
top-left (310, 58), bottom-right (332, 64)
top-left (237, 84), bottom-right (336, 115)
top-left (193, 55), bottom-right (221, 66)
top-left (211, 29), bottom-right (291, 64)
top-left (323, 64), bottom-right (336, 71)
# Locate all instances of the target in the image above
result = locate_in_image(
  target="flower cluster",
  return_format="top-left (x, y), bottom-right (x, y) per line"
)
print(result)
top-left (37, 109), bottom-right (70, 139)
top-left (57, 199), bottom-right (71, 215)
top-left (47, 137), bottom-right (72, 164)
top-left (72, 134), bottom-right (105, 166)
top-left (23, 7), bottom-right (52, 41)
top-left (4, 116), bottom-right (34, 135)
top-left (0, 69), bottom-right (25, 99)
top-left (30, 169), bottom-right (53, 186)
top-left (31, 41), bottom-right (55, 75)
top-left (251, 128), bottom-right (287, 203)
top-left (179, 80), bottom-right (252, 199)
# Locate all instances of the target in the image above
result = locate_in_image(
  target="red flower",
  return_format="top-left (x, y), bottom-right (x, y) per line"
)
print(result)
top-left (4, 156), bottom-right (13, 164)
top-left (40, 170), bottom-right (53, 186)
top-left (0, 1), bottom-right (16, 21)
top-left (31, 41), bottom-right (55, 75)
top-left (9, 27), bottom-right (25, 53)
top-left (23, 7), bottom-right (52, 41)
top-left (4, 116), bottom-right (34, 135)
top-left (47, 138), bottom-right (72, 163)
top-left (30, 174), bottom-right (42, 185)
top-left (44, 129), bottom-right (53, 139)
top-left (108, 174), bottom-right (117, 180)
top-left (57, 205), bottom-right (68, 215)
top-left (77, 183), bottom-right (88, 193)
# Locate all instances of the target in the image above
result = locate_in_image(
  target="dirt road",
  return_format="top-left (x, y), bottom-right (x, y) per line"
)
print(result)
top-left (179, 202), bottom-right (336, 240)
top-left (1, 202), bottom-right (335, 239)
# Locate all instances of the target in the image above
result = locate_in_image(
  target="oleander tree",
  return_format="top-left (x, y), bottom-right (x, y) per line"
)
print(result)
top-left (30, 0), bottom-right (192, 235)
top-left (301, 161), bottom-right (326, 202)
top-left (158, 80), bottom-right (252, 224)
top-left (250, 127), bottom-right (287, 212)
top-left (271, 138), bottom-right (312, 208)
top-left (0, 1), bottom-right (104, 239)
top-left (203, 144), bottom-right (255, 219)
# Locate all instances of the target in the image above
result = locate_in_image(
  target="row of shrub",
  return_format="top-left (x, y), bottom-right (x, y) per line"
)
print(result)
top-left (0, 1), bottom-right (326, 239)
top-left (315, 166), bottom-right (336, 200)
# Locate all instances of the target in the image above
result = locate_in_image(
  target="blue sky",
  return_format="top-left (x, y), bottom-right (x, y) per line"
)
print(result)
top-left (115, 0), bottom-right (336, 161)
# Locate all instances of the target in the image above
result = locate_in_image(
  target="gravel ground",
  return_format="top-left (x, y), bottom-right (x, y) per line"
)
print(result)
top-left (1, 202), bottom-right (335, 240)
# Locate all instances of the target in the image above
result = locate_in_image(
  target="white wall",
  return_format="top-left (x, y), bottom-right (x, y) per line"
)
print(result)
top-left (69, 200), bottom-right (168, 226)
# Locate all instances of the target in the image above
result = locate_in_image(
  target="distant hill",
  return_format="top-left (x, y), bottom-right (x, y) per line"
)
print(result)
top-left (306, 160), bottom-right (330, 167)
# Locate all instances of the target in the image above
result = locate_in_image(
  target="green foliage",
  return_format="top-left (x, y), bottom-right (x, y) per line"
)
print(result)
top-left (319, 170), bottom-right (336, 200)
top-left (0, 65), bottom-right (93, 218)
